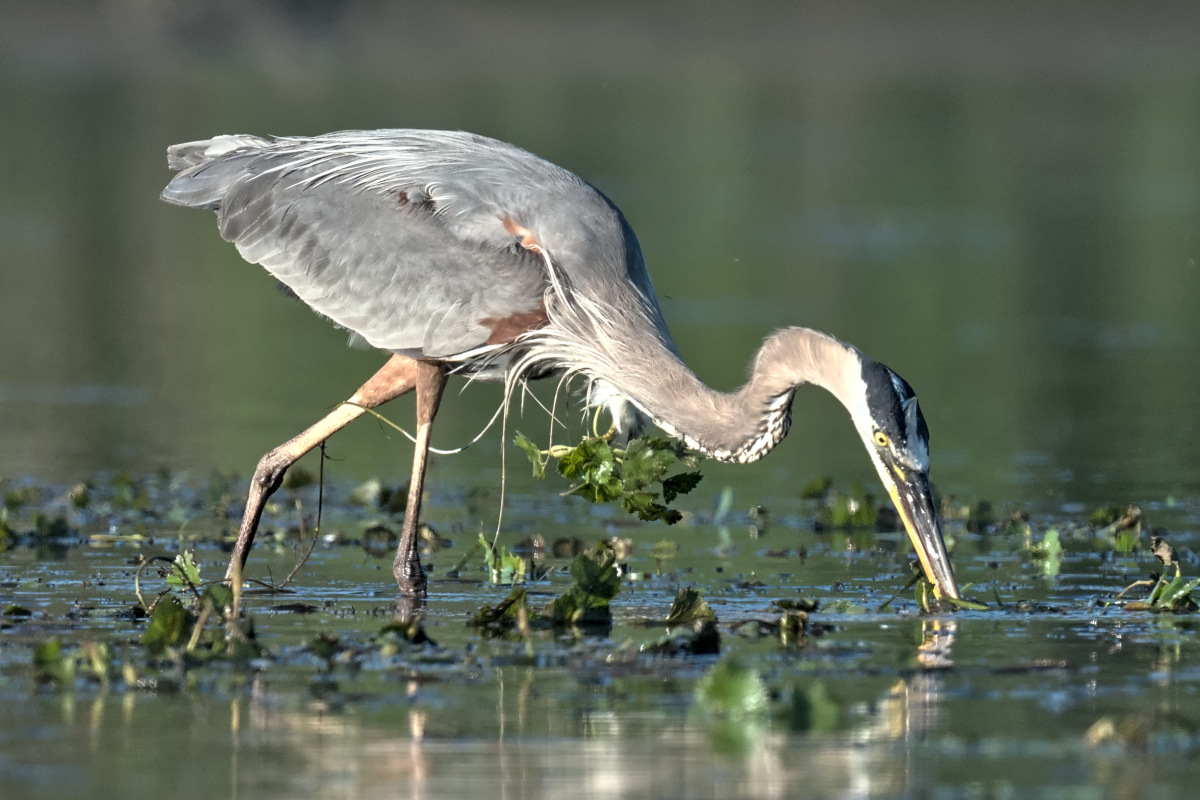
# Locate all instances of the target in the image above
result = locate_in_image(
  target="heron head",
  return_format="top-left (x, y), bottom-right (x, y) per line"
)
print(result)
top-left (849, 358), bottom-right (960, 600)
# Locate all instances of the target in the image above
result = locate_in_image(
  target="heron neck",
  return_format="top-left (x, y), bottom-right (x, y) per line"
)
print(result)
top-left (632, 327), bottom-right (863, 464)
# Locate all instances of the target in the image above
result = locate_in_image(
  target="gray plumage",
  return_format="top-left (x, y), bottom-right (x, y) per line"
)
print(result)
top-left (163, 131), bottom-right (661, 369)
top-left (161, 128), bottom-right (959, 601)
top-left (163, 129), bottom-right (853, 461)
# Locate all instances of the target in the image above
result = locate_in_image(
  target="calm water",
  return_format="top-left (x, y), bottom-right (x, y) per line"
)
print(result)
top-left (2, 2), bottom-right (1200, 798)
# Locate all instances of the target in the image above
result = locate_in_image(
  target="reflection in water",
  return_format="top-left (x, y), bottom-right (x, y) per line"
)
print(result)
top-left (210, 624), bottom-right (961, 800)
top-left (878, 619), bottom-right (956, 744)
top-left (4, 603), bottom-right (1198, 799)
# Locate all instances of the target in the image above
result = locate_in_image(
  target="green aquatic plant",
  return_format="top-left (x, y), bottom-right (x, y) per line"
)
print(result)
top-left (664, 587), bottom-right (716, 626)
top-left (138, 550), bottom-right (255, 659)
top-left (1029, 528), bottom-right (1063, 577)
top-left (633, 586), bottom-right (721, 655)
top-left (470, 585), bottom-right (529, 636)
top-left (470, 546), bottom-right (622, 635)
top-left (165, 550), bottom-right (202, 592)
top-left (142, 595), bottom-right (193, 655)
top-left (1114, 535), bottom-right (1200, 613)
top-left (515, 433), bottom-right (702, 524)
top-left (1090, 504), bottom-right (1142, 554)
top-left (547, 547), bottom-right (622, 627)
top-left (479, 531), bottom-right (529, 585)
top-left (728, 598), bottom-right (826, 645)
top-left (911, 576), bottom-right (987, 613)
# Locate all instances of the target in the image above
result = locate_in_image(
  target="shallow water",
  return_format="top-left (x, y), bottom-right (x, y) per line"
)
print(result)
top-left (3, 475), bottom-right (1200, 799)
top-left (3, 2), bottom-right (1200, 798)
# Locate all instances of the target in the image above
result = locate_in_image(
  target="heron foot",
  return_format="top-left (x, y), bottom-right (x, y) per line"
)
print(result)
top-left (393, 556), bottom-right (428, 598)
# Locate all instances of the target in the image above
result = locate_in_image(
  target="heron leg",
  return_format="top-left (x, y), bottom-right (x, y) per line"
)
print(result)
top-left (393, 361), bottom-right (449, 597)
top-left (225, 354), bottom-right (423, 583)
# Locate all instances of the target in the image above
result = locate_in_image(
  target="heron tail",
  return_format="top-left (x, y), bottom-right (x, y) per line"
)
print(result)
top-left (160, 135), bottom-right (270, 209)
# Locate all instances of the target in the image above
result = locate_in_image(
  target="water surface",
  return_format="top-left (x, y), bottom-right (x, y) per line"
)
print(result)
top-left (2, 3), bottom-right (1200, 798)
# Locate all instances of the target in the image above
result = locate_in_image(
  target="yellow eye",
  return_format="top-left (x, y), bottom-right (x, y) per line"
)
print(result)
top-left (873, 431), bottom-right (890, 448)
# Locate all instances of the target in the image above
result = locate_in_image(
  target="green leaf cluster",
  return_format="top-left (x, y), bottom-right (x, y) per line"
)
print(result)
top-left (1121, 542), bottom-right (1200, 613)
top-left (516, 433), bottom-right (703, 525)
top-left (470, 585), bottom-right (529, 636)
top-left (548, 548), bottom-right (622, 627)
top-left (479, 532), bottom-right (528, 585)
top-left (1029, 529), bottom-right (1063, 577)
top-left (1151, 572), bottom-right (1200, 612)
top-left (165, 550), bottom-right (202, 591)
top-left (665, 587), bottom-right (716, 626)
top-left (142, 551), bottom-right (252, 659)
top-left (142, 595), bottom-right (192, 654)
top-left (472, 547), bottom-right (623, 635)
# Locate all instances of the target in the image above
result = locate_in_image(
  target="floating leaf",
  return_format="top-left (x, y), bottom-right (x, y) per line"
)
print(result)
top-left (165, 550), bottom-right (202, 591)
top-left (816, 485), bottom-right (879, 529)
top-left (1155, 576), bottom-right (1200, 612)
top-left (547, 549), bottom-right (621, 628)
top-left (142, 596), bottom-right (192, 654)
top-left (350, 478), bottom-right (383, 507)
top-left (651, 539), bottom-right (680, 562)
top-left (310, 632), bottom-right (340, 663)
top-left (81, 641), bottom-right (112, 681)
top-left (202, 583), bottom-right (234, 613)
top-left (665, 587), bottom-right (716, 626)
top-left (470, 586), bottom-right (528, 636)
top-left (800, 477), bottom-right (832, 500)
top-left (642, 619), bottom-right (720, 656)
top-left (378, 618), bottom-right (433, 646)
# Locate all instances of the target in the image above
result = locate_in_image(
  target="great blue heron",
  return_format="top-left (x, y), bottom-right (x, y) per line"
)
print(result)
top-left (161, 129), bottom-right (959, 601)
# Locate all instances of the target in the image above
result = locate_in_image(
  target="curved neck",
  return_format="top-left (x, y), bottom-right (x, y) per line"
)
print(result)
top-left (627, 327), bottom-right (865, 464)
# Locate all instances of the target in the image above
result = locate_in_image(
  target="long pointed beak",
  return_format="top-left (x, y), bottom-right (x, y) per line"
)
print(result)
top-left (879, 462), bottom-right (960, 600)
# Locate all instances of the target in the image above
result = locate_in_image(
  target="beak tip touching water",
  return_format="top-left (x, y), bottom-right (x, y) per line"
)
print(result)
top-left (886, 467), bottom-right (961, 602)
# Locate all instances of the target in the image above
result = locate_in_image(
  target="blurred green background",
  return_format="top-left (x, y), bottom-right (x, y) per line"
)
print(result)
top-left (1, 0), bottom-right (1198, 511)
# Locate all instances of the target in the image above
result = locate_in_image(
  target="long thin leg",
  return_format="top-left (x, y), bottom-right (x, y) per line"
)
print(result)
top-left (226, 354), bottom-right (423, 582)
top-left (393, 361), bottom-right (449, 597)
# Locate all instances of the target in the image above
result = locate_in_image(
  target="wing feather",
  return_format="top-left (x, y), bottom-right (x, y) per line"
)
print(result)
top-left (162, 131), bottom-right (590, 358)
